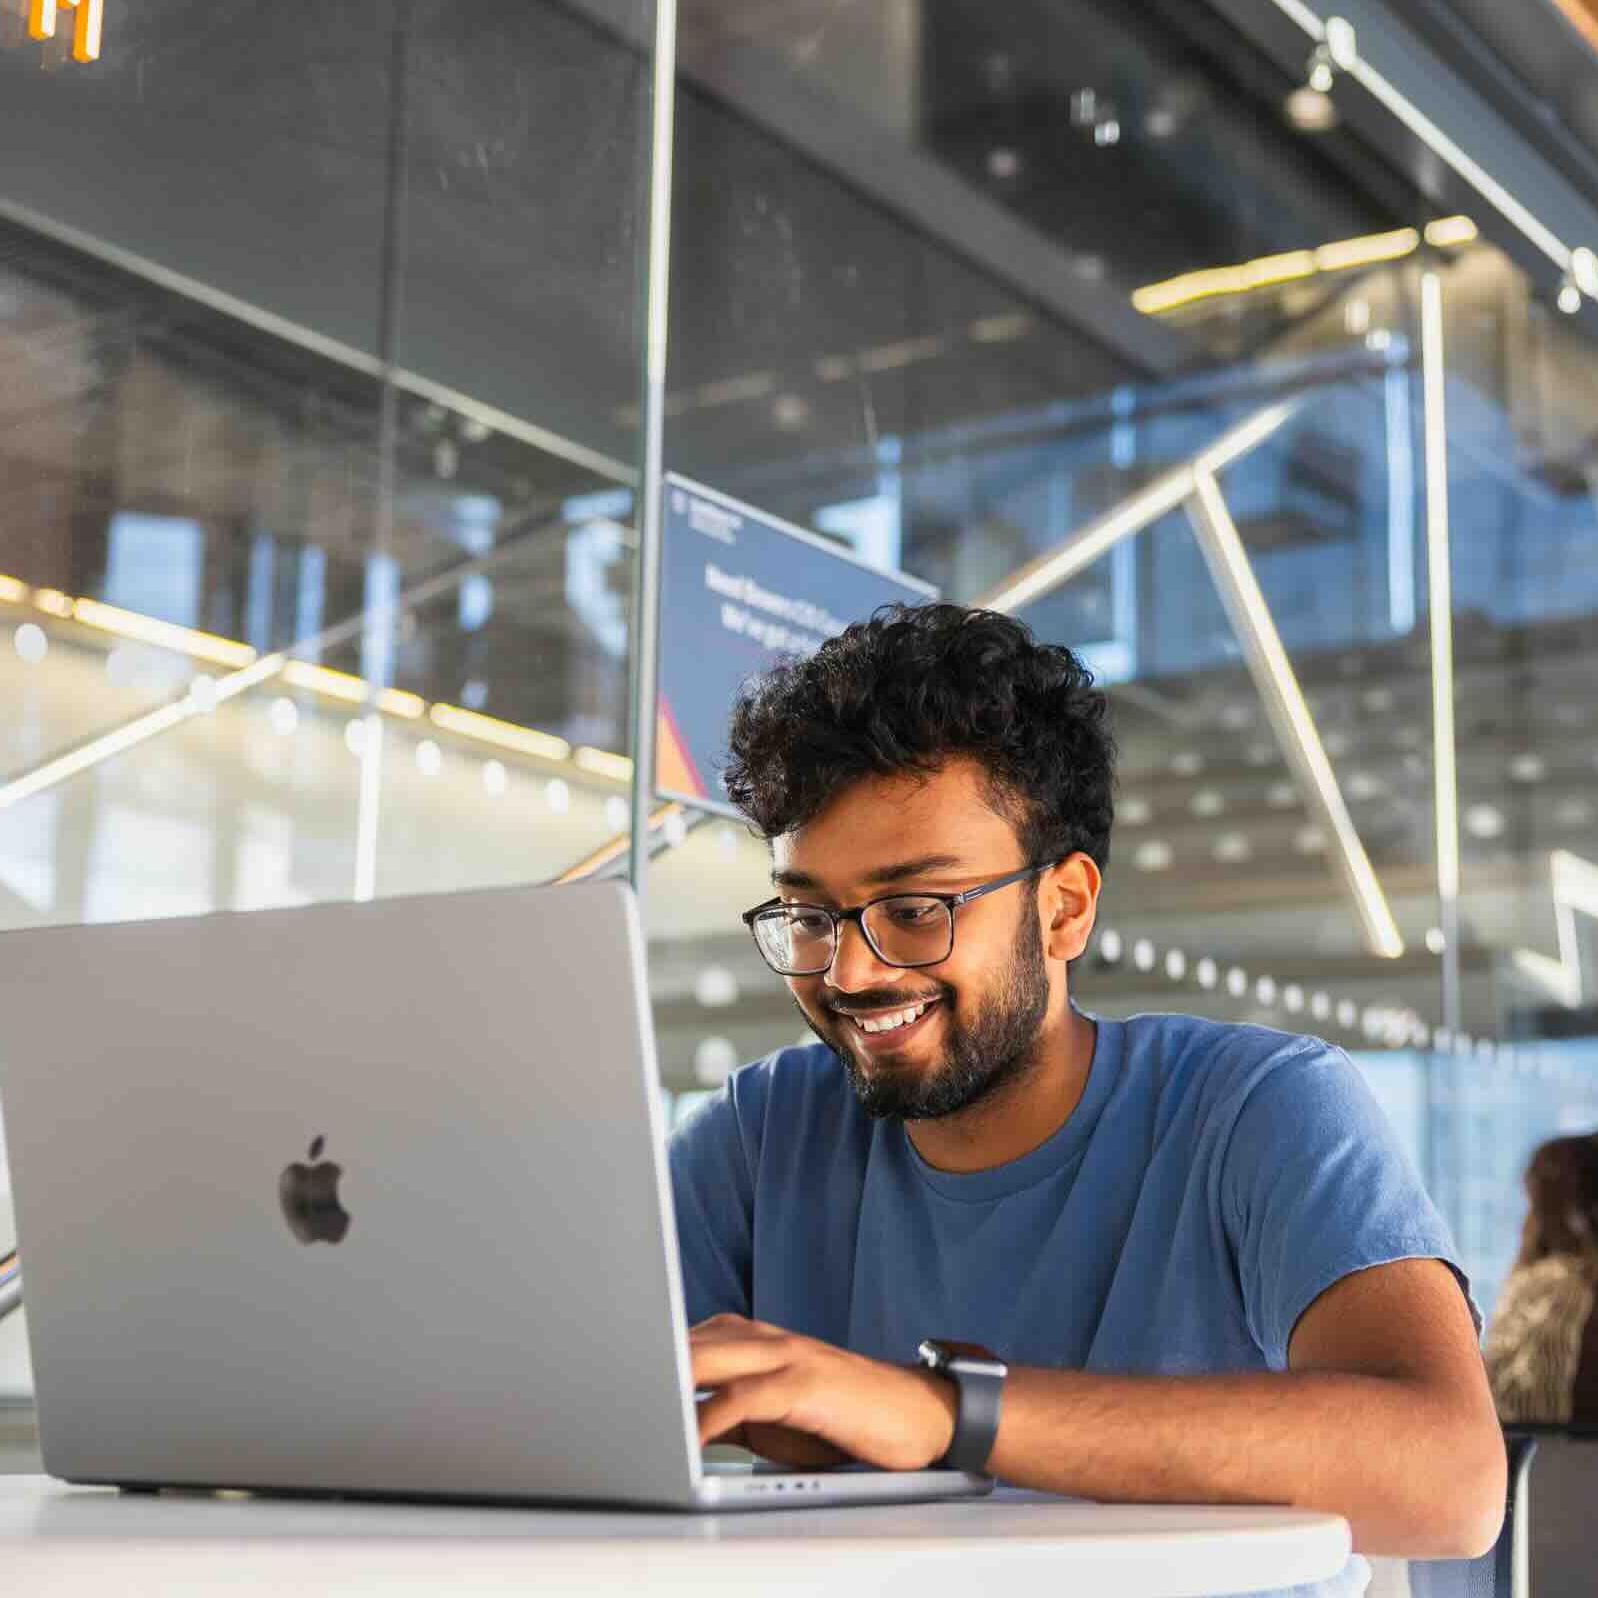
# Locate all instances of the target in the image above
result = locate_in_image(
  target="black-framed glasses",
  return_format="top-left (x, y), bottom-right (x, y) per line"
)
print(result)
top-left (741, 862), bottom-right (1054, 977)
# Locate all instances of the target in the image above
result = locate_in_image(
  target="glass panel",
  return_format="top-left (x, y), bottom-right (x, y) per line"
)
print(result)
top-left (648, 0), bottom-right (1598, 1333)
top-left (1430, 233), bottom-right (1598, 1312)
top-left (653, 0), bottom-right (1432, 1088)
top-left (0, 0), bottom-right (657, 1399)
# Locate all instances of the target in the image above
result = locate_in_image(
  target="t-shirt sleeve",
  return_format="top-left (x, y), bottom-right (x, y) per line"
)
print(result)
top-left (668, 1075), bottom-right (760, 1326)
top-left (1219, 1041), bottom-right (1478, 1369)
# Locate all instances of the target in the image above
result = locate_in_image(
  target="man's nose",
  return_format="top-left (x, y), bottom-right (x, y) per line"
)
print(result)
top-left (824, 916), bottom-right (899, 993)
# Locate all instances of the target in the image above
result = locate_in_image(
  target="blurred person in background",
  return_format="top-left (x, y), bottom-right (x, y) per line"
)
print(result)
top-left (1483, 1135), bottom-right (1598, 1424)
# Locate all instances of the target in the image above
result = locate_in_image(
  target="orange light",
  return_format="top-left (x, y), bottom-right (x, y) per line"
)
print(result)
top-left (26, 0), bottom-right (102, 62)
top-left (71, 0), bottom-right (102, 62)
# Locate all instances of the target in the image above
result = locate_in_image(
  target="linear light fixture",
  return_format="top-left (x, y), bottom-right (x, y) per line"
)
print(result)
top-left (427, 703), bottom-right (572, 763)
top-left (71, 598), bottom-right (259, 669)
top-left (574, 746), bottom-right (635, 783)
top-left (281, 661), bottom-right (424, 719)
top-left (1186, 471), bottom-right (1405, 959)
top-left (0, 584), bottom-right (632, 805)
top-left (1512, 850), bottom-right (1598, 1009)
top-left (1132, 219), bottom-right (1474, 315)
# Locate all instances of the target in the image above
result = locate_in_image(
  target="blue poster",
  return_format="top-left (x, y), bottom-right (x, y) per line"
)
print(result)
top-left (655, 473), bottom-right (938, 816)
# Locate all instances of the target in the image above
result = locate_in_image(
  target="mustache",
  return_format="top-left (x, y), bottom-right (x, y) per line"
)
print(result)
top-left (826, 988), bottom-right (947, 1015)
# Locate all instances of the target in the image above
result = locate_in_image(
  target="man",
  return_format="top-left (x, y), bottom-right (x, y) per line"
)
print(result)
top-left (670, 603), bottom-right (1504, 1578)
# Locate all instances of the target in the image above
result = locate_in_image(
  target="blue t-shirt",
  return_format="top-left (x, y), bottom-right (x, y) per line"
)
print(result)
top-left (669, 1010), bottom-right (1475, 1598)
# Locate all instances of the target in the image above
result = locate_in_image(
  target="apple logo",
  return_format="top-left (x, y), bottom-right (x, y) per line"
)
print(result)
top-left (278, 1135), bottom-right (351, 1245)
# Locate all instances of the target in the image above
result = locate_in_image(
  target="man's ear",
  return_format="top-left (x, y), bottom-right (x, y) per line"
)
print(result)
top-left (1042, 852), bottom-right (1101, 963)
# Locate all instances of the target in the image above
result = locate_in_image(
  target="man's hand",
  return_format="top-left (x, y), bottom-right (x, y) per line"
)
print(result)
top-left (691, 1313), bottom-right (957, 1470)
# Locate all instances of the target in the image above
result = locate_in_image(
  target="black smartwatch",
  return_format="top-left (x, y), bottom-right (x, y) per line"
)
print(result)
top-left (916, 1338), bottom-right (1008, 1473)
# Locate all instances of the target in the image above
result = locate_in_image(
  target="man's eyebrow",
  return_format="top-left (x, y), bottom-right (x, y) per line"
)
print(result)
top-left (770, 854), bottom-right (968, 891)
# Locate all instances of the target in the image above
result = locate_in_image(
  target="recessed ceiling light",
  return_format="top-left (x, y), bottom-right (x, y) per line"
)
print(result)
top-left (693, 1036), bottom-right (739, 1086)
top-left (1463, 803), bottom-right (1505, 839)
top-left (1196, 957), bottom-right (1218, 989)
top-left (482, 759), bottom-right (508, 796)
top-left (1226, 966), bottom-right (1248, 998)
top-left (415, 738), bottom-right (443, 777)
top-left (772, 394), bottom-right (810, 430)
top-left (1120, 795), bottom-right (1152, 825)
top-left (1213, 832), bottom-right (1252, 863)
top-left (1134, 839), bottom-right (1173, 872)
top-left (1190, 788), bottom-right (1225, 817)
top-left (694, 967), bottom-right (739, 1008)
top-left (269, 697), bottom-right (299, 737)
top-left (12, 622), bottom-right (47, 664)
top-left (1098, 928), bottom-right (1123, 963)
top-left (1294, 825), bottom-right (1328, 854)
top-left (1507, 753), bottom-right (1547, 783)
top-left (1266, 781), bottom-right (1298, 808)
top-left (1171, 750), bottom-right (1204, 776)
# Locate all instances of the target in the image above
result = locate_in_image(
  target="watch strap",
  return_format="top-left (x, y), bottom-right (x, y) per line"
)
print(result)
top-left (924, 1344), bottom-right (1006, 1473)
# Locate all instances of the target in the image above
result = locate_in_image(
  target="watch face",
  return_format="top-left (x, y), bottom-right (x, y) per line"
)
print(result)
top-left (940, 1340), bottom-right (998, 1362)
top-left (919, 1339), bottom-right (1008, 1376)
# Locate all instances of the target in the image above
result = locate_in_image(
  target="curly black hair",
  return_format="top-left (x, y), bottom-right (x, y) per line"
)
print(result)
top-left (723, 603), bottom-right (1115, 869)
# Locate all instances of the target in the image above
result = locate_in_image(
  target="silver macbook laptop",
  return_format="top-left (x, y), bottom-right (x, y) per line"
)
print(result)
top-left (0, 881), bottom-right (990, 1511)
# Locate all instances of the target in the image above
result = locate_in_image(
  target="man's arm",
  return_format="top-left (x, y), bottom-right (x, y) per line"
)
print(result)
top-left (985, 1257), bottom-right (1504, 1557)
top-left (691, 1257), bottom-right (1506, 1559)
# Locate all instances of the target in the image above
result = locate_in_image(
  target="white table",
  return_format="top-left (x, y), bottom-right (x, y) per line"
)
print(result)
top-left (1, 1474), bottom-right (1351, 1596)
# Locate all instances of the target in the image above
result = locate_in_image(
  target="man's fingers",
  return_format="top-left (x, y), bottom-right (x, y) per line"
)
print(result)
top-left (741, 1423), bottom-right (853, 1468)
top-left (690, 1333), bottom-right (797, 1389)
top-left (696, 1371), bottom-right (803, 1448)
top-left (690, 1313), bottom-right (781, 1339)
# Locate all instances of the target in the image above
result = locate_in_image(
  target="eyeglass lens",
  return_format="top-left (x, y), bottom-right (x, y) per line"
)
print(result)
top-left (753, 896), bottom-right (953, 974)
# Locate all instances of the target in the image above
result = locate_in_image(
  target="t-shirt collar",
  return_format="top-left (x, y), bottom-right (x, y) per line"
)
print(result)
top-left (903, 1008), bottom-right (1124, 1203)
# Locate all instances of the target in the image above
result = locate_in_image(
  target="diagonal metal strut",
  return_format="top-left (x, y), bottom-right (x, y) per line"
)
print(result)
top-left (976, 396), bottom-right (1405, 960)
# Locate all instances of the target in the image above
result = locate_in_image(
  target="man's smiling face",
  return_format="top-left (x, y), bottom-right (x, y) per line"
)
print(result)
top-left (770, 757), bottom-right (1062, 1121)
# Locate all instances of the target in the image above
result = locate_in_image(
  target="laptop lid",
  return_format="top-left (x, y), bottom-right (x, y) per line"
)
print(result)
top-left (0, 882), bottom-right (706, 1506)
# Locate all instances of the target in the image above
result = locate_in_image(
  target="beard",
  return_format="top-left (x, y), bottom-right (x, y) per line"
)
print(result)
top-left (797, 898), bottom-right (1051, 1122)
